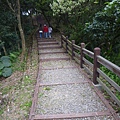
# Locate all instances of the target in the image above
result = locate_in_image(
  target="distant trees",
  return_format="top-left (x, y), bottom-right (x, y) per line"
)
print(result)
top-left (0, 0), bottom-right (119, 65)
top-left (0, 0), bottom-right (53, 57)
top-left (6, 0), bottom-right (26, 60)
top-left (50, 0), bottom-right (120, 66)
top-left (50, 0), bottom-right (107, 38)
top-left (34, 0), bottom-right (53, 25)
top-left (0, 1), bottom-right (19, 56)
top-left (84, 0), bottom-right (120, 65)
top-left (0, 0), bottom-right (35, 60)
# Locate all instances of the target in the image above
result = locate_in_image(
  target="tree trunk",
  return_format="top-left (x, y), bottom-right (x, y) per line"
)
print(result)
top-left (17, 0), bottom-right (26, 61)
top-left (2, 46), bottom-right (7, 56)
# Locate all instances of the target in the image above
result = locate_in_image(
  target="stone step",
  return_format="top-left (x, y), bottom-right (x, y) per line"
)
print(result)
top-left (38, 39), bottom-right (56, 42)
top-left (39, 53), bottom-right (70, 60)
top-left (35, 83), bottom-right (108, 115)
top-left (38, 41), bottom-right (59, 45)
top-left (40, 59), bottom-right (79, 69)
top-left (38, 43), bottom-right (59, 46)
top-left (38, 68), bottom-right (85, 85)
top-left (38, 45), bottom-right (61, 49)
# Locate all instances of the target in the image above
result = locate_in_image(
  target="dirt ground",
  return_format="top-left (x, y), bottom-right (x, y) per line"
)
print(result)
top-left (0, 32), bottom-right (61, 120)
top-left (0, 34), bottom-right (38, 120)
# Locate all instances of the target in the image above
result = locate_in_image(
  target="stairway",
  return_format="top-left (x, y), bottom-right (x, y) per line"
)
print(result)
top-left (29, 36), bottom-right (119, 120)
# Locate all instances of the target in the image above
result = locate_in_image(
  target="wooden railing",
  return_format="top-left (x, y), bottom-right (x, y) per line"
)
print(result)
top-left (61, 34), bottom-right (120, 106)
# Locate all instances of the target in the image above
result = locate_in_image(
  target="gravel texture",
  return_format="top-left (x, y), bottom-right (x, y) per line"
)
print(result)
top-left (39, 68), bottom-right (85, 84)
top-left (39, 53), bottom-right (70, 59)
top-left (41, 60), bottom-right (79, 69)
top-left (38, 41), bottom-right (58, 44)
top-left (39, 48), bottom-right (65, 53)
top-left (39, 44), bottom-right (60, 48)
top-left (36, 83), bottom-right (108, 115)
top-left (56, 116), bottom-right (114, 120)
top-left (35, 37), bottom-right (118, 120)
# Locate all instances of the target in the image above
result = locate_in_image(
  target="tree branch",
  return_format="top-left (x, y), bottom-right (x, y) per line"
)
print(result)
top-left (6, 0), bottom-right (15, 13)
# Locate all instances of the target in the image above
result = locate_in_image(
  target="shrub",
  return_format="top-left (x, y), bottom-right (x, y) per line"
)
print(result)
top-left (0, 56), bottom-right (12, 77)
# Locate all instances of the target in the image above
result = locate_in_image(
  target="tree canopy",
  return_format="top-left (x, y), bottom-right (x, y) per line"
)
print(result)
top-left (0, 0), bottom-right (119, 65)
top-left (49, 0), bottom-right (120, 65)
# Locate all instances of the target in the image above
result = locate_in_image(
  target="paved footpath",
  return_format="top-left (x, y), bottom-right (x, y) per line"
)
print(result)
top-left (29, 36), bottom-right (119, 120)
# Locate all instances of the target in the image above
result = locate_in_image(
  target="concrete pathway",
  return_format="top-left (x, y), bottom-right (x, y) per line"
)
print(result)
top-left (29, 36), bottom-right (119, 120)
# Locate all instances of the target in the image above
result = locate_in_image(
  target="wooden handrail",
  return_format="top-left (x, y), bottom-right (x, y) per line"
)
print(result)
top-left (61, 34), bottom-right (120, 106)
top-left (97, 55), bottom-right (120, 77)
top-left (83, 48), bottom-right (94, 59)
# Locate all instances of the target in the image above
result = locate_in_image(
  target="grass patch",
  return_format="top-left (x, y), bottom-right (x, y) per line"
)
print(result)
top-left (0, 109), bottom-right (4, 115)
top-left (39, 93), bottom-right (44, 98)
top-left (23, 75), bottom-right (34, 86)
top-left (20, 100), bottom-right (32, 110)
top-left (2, 86), bottom-right (12, 95)
top-left (44, 87), bottom-right (51, 91)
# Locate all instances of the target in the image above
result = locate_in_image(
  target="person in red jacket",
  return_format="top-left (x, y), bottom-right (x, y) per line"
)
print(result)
top-left (43, 24), bottom-right (48, 38)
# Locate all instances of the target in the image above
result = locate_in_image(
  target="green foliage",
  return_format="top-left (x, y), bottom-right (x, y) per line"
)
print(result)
top-left (116, 91), bottom-right (120, 100)
top-left (20, 101), bottom-right (32, 110)
top-left (39, 93), bottom-right (44, 98)
top-left (0, 11), bottom-right (20, 55)
top-left (51, 0), bottom-right (107, 46)
top-left (84, 0), bottom-right (120, 57)
top-left (9, 51), bottom-right (21, 62)
top-left (1, 56), bottom-right (11, 67)
top-left (0, 56), bottom-right (12, 77)
top-left (44, 87), bottom-right (51, 91)
top-left (1, 32), bottom-right (20, 55)
top-left (2, 68), bottom-right (12, 77)
top-left (50, 0), bottom-right (94, 16)
top-left (0, 1), bottom-right (35, 56)
top-left (100, 65), bottom-right (120, 101)
top-left (69, 24), bottom-right (85, 44)
top-left (0, 41), bottom-right (4, 54)
top-left (23, 75), bottom-right (34, 86)
top-left (9, 51), bottom-right (24, 73)
top-left (9, 53), bottom-right (17, 60)
top-left (0, 109), bottom-right (4, 115)
top-left (100, 66), bottom-right (120, 86)
top-left (2, 86), bottom-right (12, 95)
top-left (22, 15), bottom-right (35, 36)
top-left (0, 11), bottom-right (17, 27)
top-left (0, 62), bottom-right (4, 70)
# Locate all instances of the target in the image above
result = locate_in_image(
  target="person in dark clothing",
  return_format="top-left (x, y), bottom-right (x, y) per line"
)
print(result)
top-left (39, 24), bottom-right (43, 38)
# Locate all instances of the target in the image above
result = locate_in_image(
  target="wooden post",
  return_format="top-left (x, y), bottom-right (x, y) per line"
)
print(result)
top-left (93, 47), bottom-right (100, 85)
top-left (61, 35), bottom-right (63, 47)
top-left (72, 40), bottom-right (75, 59)
top-left (66, 36), bottom-right (68, 52)
top-left (80, 43), bottom-right (85, 68)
